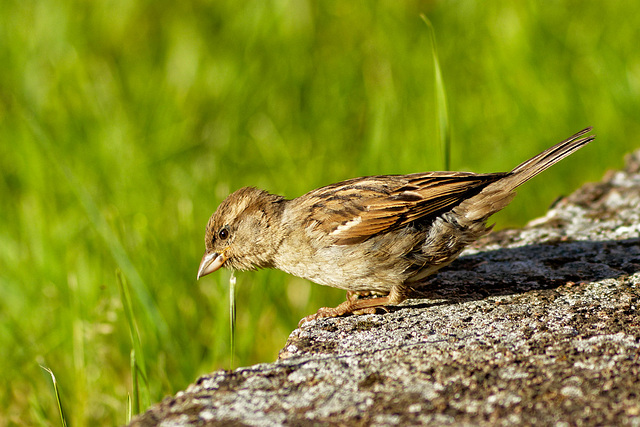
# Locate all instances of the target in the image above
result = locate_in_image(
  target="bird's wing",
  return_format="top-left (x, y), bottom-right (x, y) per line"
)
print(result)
top-left (302, 171), bottom-right (507, 245)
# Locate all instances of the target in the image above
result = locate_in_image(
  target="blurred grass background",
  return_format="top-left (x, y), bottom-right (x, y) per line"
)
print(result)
top-left (1, 0), bottom-right (637, 424)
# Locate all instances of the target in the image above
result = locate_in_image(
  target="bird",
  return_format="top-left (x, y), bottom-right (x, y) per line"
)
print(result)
top-left (197, 127), bottom-right (594, 324)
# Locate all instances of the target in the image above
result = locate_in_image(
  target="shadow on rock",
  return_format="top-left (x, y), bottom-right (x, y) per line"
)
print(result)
top-left (404, 237), bottom-right (640, 305)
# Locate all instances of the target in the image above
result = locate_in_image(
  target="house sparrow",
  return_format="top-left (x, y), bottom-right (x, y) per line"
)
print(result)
top-left (198, 128), bottom-right (594, 324)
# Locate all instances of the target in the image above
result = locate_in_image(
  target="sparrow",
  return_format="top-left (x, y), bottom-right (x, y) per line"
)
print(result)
top-left (198, 128), bottom-right (594, 324)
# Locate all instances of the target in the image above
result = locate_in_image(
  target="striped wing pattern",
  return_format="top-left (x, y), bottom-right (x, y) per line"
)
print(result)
top-left (302, 171), bottom-right (507, 245)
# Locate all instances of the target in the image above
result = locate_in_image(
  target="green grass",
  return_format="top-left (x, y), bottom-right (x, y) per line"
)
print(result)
top-left (39, 366), bottom-right (67, 427)
top-left (1, 1), bottom-right (637, 424)
top-left (421, 14), bottom-right (451, 171)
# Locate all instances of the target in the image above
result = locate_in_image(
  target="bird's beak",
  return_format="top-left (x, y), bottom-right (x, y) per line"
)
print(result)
top-left (197, 251), bottom-right (228, 279)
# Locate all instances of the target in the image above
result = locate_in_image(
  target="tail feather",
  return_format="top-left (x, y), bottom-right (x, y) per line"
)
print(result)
top-left (507, 127), bottom-right (594, 189)
top-left (456, 127), bottom-right (594, 223)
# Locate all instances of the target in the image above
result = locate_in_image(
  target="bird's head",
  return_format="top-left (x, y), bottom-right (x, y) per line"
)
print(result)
top-left (197, 187), bottom-right (285, 279)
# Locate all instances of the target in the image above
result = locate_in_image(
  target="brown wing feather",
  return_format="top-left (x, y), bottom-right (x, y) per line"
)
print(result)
top-left (301, 171), bottom-right (508, 245)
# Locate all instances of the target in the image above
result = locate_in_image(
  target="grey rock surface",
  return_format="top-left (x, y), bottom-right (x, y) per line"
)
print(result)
top-left (131, 151), bottom-right (640, 426)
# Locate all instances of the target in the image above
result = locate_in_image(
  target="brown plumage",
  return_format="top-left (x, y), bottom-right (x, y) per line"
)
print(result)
top-left (198, 128), bottom-right (594, 324)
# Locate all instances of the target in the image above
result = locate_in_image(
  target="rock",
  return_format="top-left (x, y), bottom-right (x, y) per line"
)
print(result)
top-left (130, 150), bottom-right (640, 427)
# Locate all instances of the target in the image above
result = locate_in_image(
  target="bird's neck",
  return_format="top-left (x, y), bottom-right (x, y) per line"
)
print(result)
top-left (237, 195), bottom-right (289, 271)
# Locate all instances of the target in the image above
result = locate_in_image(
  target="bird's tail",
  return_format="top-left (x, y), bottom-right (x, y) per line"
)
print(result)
top-left (506, 127), bottom-right (595, 190)
top-left (457, 127), bottom-right (595, 223)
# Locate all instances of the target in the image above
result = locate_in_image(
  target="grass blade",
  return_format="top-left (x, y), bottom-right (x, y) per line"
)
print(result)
top-left (40, 365), bottom-right (68, 427)
top-left (421, 14), bottom-right (451, 170)
top-left (117, 270), bottom-right (151, 413)
top-left (126, 393), bottom-right (132, 425)
top-left (130, 350), bottom-right (139, 419)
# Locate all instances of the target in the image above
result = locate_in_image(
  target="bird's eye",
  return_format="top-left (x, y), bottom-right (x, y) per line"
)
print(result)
top-left (218, 226), bottom-right (230, 240)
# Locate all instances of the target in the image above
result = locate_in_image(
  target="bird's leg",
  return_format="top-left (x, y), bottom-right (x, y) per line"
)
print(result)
top-left (346, 290), bottom-right (373, 302)
top-left (299, 285), bottom-right (408, 326)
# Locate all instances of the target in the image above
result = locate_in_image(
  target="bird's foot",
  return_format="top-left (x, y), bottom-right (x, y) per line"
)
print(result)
top-left (298, 295), bottom-right (390, 327)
